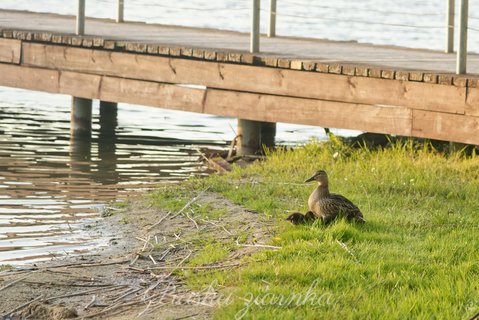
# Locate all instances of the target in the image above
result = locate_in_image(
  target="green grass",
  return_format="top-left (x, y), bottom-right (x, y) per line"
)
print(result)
top-left (150, 138), bottom-right (479, 319)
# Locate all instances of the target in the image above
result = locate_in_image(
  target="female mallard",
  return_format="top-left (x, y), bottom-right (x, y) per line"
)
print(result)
top-left (287, 170), bottom-right (365, 224)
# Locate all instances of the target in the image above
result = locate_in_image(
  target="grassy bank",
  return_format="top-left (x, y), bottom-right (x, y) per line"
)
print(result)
top-left (149, 139), bottom-right (479, 319)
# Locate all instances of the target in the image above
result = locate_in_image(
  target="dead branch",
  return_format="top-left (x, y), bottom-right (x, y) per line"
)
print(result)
top-left (235, 239), bottom-right (281, 250)
top-left (149, 255), bottom-right (158, 265)
top-left (112, 287), bottom-right (142, 303)
top-left (44, 285), bottom-right (127, 302)
top-left (84, 295), bottom-right (97, 310)
top-left (147, 262), bottom-right (243, 271)
top-left (0, 275), bottom-right (28, 292)
top-left (186, 210), bottom-right (199, 229)
top-left (199, 218), bottom-right (233, 235)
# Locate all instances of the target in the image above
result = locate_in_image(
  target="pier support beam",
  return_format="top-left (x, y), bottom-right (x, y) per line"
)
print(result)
top-left (261, 121), bottom-right (276, 149)
top-left (98, 101), bottom-right (119, 184)
top-left (71, 97), bottom-right (92, 138)
top-left (99, 100), bottom-right (118, 135)
top-left (237, 119), bottom-right (276, 156)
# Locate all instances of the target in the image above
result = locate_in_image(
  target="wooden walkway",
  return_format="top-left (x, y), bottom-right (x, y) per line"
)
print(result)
top-left (1, 10), bottom-right (479, 145)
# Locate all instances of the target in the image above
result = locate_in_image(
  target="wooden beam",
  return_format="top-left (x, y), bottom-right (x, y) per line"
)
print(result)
top-left (60, 71), bottom-right (102, 99)
top-left (0, 64), bottom-right (206, 113)
top-left (412, 110), bottom-right (479, 144)
top-left (21, 43), bottom-right (466, 114)
top-left (4, 63), bottom-right (479, 145)
top-left (0, 63), bottom-right (59, 93)
top-left (0, 38), bottom-right (21, 64)
top-left (98, 77), bottom-right (206, 113)
top-left (204, 89), bottom-right (412, 136)
top-left (466, 87), bottom-right (479, 116)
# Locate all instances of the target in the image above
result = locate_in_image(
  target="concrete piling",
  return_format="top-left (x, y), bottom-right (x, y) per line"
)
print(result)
top-left (237, 119), bottom-right (276, 156)
top-left (98, 100), bottom-right (119, 184)
top-left (99, 101), bottom-right (118, 135)
top-left (70, 97), bottom-right (92, 138)
top-left (260, 121), bottom-right (276, 149)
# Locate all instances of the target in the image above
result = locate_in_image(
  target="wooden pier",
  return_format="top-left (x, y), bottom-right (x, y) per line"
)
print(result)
top-left (1, 10), bottom-right (479, 151)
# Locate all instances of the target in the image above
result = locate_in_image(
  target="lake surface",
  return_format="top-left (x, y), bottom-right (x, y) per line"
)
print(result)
top-left (1, 0), bottom-right (477, 265)
top-left (0, 88), bottom-right (335, 265)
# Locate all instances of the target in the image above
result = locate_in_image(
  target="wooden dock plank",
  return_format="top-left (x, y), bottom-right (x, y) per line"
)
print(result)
top-left (0, 63), bottom-right (59, 93)
top-left (0, 38), bottom-right (21, 64)
top-left (2, 10), bottom-right (479, 75)
top-left (98, 77), bottom-right (206, 113)
top-left (412, 110), bottom-right (479, 144)
top-left (59, 71), bottom-right (102, 99)
top-left (204, 89), bottom-right (412, 136)
top-left (466, 87), bottom-right (479, 116)
top-left (21, 43), bottom-right (466, 114)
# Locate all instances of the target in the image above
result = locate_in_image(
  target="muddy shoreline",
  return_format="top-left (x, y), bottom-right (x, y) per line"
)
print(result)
top-left (0, 191), bottom-right (274, 319)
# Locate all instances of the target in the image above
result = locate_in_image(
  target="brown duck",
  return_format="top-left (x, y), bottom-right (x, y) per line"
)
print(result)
top-left (287, 170), bottom-right (365, 224)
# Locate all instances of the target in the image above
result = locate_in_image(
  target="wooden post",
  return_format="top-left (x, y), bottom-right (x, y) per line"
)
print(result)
top-left (76, 0), bottom-right (86, 35)
top-left (237, 119), bottom-right (262, 155)
top-left (99, 101), bottom-right (118, 135)
top-left (98, 101), bottom-right (119, 183)
top-left (456, 0), bottom-right (468, 74)
top-left (251, 0), bottom-right (260, 53)
top-left (71, 97), bottom-right (92, 137)
top-left (446, 0), bottom-right (454, 53)
top-left (268, 0), bottom-right (277, 37)
top-left (117, 0), bottom-right (124, 23)
top-left (260, 121), bottom-right (276, 149)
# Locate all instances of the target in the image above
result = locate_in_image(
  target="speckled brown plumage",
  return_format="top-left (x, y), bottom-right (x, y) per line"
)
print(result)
top-left (305, 170), bottom-right (365, 224)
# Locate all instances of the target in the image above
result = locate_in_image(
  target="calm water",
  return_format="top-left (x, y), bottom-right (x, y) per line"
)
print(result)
top-left (0, 88), bottom-right (334, 265)
top-left (2, 0), bottom-right (475, 265)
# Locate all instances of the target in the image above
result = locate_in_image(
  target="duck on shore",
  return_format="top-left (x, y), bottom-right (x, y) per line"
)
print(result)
top-left (286, 170), bottom-right (365, 225)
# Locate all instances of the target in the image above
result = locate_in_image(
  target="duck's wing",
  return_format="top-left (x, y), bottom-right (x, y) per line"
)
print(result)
top-left (324, 193), bottom-right (364, 221)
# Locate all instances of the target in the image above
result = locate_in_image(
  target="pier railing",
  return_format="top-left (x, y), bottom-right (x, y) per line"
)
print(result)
top-left (73, 0), bottom-right (471, 74)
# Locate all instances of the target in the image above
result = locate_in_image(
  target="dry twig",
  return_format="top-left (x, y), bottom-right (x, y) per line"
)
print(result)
top-left (147, 187), bottom-right (209, 231)
top-left (336, 240), bottom-right (360, 264)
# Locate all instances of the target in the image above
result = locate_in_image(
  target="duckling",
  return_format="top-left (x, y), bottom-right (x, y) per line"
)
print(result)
top-left (304, 170), bottom-right (365, 224)
top-left (285, 211), bottom-right (316, 225)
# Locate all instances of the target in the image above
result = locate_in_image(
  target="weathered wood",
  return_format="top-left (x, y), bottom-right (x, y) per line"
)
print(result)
top-left (59, 71), bottom-right (102, 99)
top-left (412, 110), bottom-right (479, 144)
top-left (21, 43), bottom-right (468, 114)
top-left (4, 63), bottom-right (479, 145)
top-left (0, 64), bottom-right (205, 114)
top-left (98, 77), bottom-right (206, 113)
top-left (0, 63), bottom-right (59, 93)
top-left (0, 38), bottom-right (21, 64)
top-left (204, 89), bottom-right (412, 136)
top-left (395, 71), bottom-right (409, 81)
top-left (465, 87), bottom-right (479, 116)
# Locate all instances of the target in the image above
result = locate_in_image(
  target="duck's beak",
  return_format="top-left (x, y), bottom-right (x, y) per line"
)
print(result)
top-left (304, 174), bottom-right (316, 183)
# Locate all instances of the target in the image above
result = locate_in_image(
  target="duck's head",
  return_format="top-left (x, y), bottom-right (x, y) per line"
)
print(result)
top-left (304, 170), bottom-right (328, 185)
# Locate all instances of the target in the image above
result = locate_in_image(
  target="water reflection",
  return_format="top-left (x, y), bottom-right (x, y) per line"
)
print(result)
top-left (0, 86), bottom-right (338, 265)
top-left (0, 101), bottom-right (216, 265)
